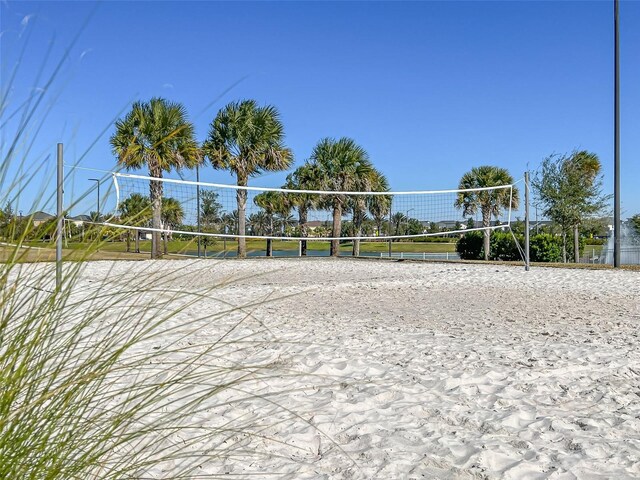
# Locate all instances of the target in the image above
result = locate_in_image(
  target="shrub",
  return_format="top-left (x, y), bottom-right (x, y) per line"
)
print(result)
top-left (585, 237), bottom-right (606, 246)
top-left (489, 231), bottom-right (522, 261)
top-left (413, 236), bottom-right (457, 243)
top-left (530, 233), bottom-right (562, 262)
top-left (456, 231), bottom-right (484, 260)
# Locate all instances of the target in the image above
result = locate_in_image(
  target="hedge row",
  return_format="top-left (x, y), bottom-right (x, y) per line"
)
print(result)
top-left (456, 231), bottom-right (585, 262)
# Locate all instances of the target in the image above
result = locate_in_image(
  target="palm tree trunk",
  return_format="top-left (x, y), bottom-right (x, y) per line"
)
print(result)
top-left (126, 231), bottom-right (131, 253)
top-left (562, 230), bottom-right (567, 263)
top-left (353, 235), bottom-right (361, 257)
top-left (149, 172), bottom-right (163, 259)
top-left (352, 208), bottom-right (363, 257)
top-left (482, 208), bottom-right (491, 261)
top-left (267, 217), bottom-right (273, 257)
top-left (299, 206), bottom-right (308, 256)
top-left (237, 175), bottom-right (247, 259)
top-left (574, 225), bottom-right (580, 263)
top-left (164, 231), bottom-right (168, 256)
top-left (331, 203), bottom-right (342, 257)
top-left (135, 229), bottom-right (140, 253)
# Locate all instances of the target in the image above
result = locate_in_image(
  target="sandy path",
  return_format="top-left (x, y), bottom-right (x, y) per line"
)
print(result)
top-left (64, 259), bottom-right (640, 478)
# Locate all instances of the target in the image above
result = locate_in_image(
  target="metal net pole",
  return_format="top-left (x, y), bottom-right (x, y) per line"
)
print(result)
top-left (524, 171), bottom-right (530, 271)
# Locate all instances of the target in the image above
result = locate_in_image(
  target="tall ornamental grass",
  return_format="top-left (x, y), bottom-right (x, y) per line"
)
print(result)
top-left (0, 13), bottom-right (329, 477)
top-left (0, 227), bottom-right (305, 478)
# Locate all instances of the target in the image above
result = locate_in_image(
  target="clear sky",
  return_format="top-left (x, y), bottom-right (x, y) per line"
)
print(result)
top-left (2, 0), bottom-right (639, 218)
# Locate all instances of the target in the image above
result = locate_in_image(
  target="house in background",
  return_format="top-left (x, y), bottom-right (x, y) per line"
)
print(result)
top-left (69, 214), bottom-right (91, 227)
top-left (30, 211), bottom-right (54, 227)
top-left (305, 220), bottom-right (331, 236)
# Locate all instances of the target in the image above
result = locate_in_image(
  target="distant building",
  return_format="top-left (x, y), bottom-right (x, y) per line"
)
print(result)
top-left (29, 211), bottom-right (54, 227)
top-left (69, 214), bottom-right (91, 227)
top-left (305, 220), bottom-right (329, 236)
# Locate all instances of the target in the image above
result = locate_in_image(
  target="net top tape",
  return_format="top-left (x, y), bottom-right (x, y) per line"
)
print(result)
top-left (112, 172), bottom-right (514, 196)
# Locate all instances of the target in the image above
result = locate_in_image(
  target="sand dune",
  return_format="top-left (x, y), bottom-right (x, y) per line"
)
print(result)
top-left (29, 259), bottom-right (640, 478)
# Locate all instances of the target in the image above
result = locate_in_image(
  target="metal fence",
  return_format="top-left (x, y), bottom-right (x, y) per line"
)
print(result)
top-left (600, 246), bottom-right (640, 266)
top-left (580, 247), bottom-right (640, 265)
top-left (374, 252), bottom-right (461, 261)
top-left (579, 248), bottom-right (605, 264)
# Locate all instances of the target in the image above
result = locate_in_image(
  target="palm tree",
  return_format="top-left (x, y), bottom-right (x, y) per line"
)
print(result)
top-left (202, 100), bottom-right (293, 258)
top-left (110, 98), bottom-right (201, 259)
top-left (391, 212), bottom-right (407, 238)
top-left (276, 211), bottom-right (295, 235)
top-left (564, 151), bottom-right (604, 262)
top-left (369, 193), bottom-right (391, 238)
top-left (455, 166), bottom-right (519, 261)
top-left (310, 138), bottom-right (372, 257)
top-left (254, 191), bottom-right (289, 256)
top-left (533, 151), bottom-right (605, 263)
top-left (161, 197), bottom-right (184, 255)
top-left (351, 168), bottom-right (389, 256)
top-left (199, 190), bottom-right (222, 256)
top-left (248, 211), bottom-right (270, 236)
top-left (118, 193), bottom-right (151, 253)
top-left (284, 163), bottom-right (322, 256)
top-left (220, 211), bottom-right (238, 235)
top-left (200, 190), bottom-right (222, 228)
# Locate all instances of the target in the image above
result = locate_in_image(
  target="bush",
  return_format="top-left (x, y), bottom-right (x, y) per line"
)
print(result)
top-left (413, 236), bottom-right (457, 243)
top-left (456, 231), bottom-right (484, 260)
top-left (489, 231), bottom-right (522, 261)
top-left (457, 230), bottom-right (590, 263)
top-left (530, 233), bottom-right (562, 262)
top-left (585, 237), bottom-right (606, 246)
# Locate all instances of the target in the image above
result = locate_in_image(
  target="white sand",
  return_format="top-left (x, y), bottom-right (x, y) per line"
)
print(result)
top-left (44, 259), bottom-right (640, 478)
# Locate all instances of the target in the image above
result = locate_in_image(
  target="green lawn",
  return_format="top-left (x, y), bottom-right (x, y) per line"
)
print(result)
top-left (583, 245), bottom-right (604, 254)
top-left (23, 238), bottom-right (458, 256)
top-left (13, 238), bottom-right (606, 262)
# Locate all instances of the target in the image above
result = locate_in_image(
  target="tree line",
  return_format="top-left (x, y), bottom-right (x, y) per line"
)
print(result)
top-left (106, 97), bottom-right (630, 262)
top-left (455, 150), bottom-right (623, 263)
top-left (109, 97), bottom-right (488, 259)
top-left (110, 98), bottom-right (393, 258)
top-left (1, 94), bottom-right (629, 265)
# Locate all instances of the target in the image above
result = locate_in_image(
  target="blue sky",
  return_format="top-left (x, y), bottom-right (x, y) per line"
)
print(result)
top-left (2, 0), bottom-right (639, 218)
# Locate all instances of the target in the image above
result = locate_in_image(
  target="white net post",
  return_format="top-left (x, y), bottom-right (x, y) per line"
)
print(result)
top-left (387, 197), bottom-right (393, 258)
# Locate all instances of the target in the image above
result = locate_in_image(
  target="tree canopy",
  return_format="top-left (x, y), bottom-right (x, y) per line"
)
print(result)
top-left (110, 97), bottom-right (201, 258)
top-left (309, 137), bottom-right (373, 256)
top-left (533, 151), bottom-right (608, 262)
top-left (455, 166), bottom-right (518, 261)
top-left (202, 100), bottom-right (292, 257)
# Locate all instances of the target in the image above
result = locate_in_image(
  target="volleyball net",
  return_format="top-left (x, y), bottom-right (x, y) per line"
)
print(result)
top-left (90, 172), bottom-right (518, 241)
